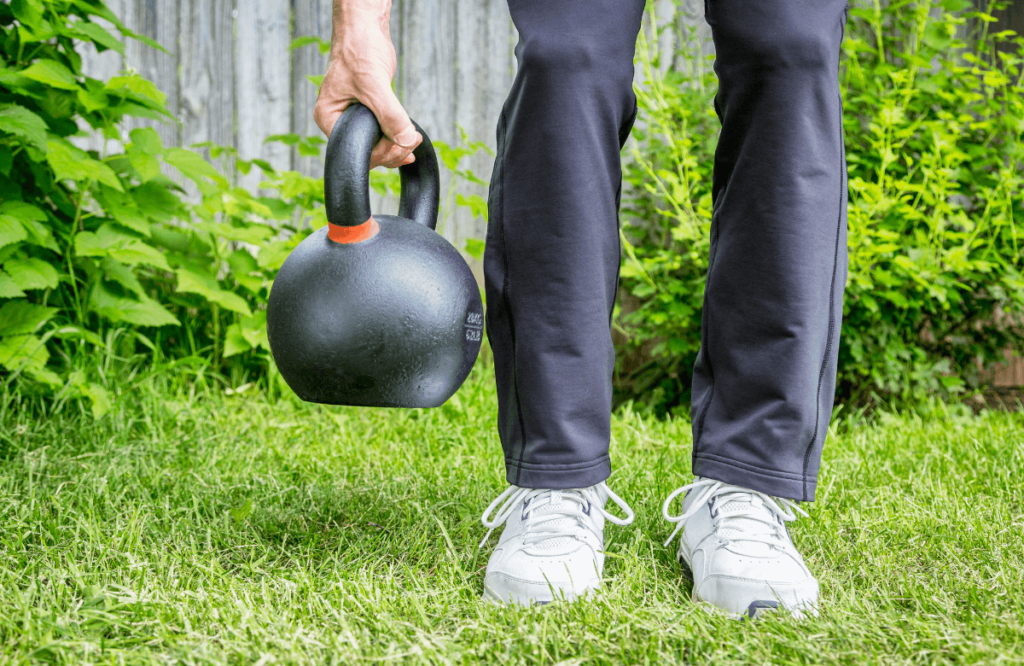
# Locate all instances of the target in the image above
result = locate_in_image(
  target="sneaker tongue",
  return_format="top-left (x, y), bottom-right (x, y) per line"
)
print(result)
top-left (525, 491), bottom-right (584, 551)
top-left (716, 494), bottom-right (777, 553)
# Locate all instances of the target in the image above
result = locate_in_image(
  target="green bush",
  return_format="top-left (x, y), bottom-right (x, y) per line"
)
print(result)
top-left (0, 0), bottom-right (335, 417)
top-left (615, 0), bottom-right (1024, 415)
top-left (0, 1), bottom-right (488, 417)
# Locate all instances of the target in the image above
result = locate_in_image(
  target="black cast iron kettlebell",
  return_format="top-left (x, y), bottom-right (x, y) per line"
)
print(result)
top-left (266, 103), bottom-right (484, 407)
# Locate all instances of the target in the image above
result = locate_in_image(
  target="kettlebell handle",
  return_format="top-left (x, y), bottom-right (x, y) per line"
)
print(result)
top-left (324, 103), bottom-right (440, 231)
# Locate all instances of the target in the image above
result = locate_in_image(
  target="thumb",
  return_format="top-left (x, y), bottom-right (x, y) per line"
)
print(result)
top-left (368, 86), bottom-right (421, 149)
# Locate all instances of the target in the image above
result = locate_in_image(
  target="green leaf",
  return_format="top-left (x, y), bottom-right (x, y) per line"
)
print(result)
top-left (239, 312), bottom-right (269, 350)
top-left (133, 182), bottom-right (185, 223)
top-left (20, 59), bottom-right (79, 90)
top-left (0, 105), bottom-right (49, 152)
top-left (456, 194), bottom-right (488, 222)
top-left (307, 74), bottom-right (325, 88)
top-left (80, 382), bottom-right (112, 419)
top-left (1, 201), bottom-right (47, 223)
top-left (163, 148), bottom-right (228, 186)
top-left (0, 271), bottom-right (25, 298)
top-left (129, 127), bottom-right (163, 154)
top-left (289, 36), bottom-right (330, 54)
top-left (73, 21), bottom-right (125, 55)
top-left (75, 224), bottom-right (170, 270)
top-left (0, 203), bottom-right (56, 250)
top-left (0, 215), bottom-right (27, 250)
top-left (0, 334), bottom-right (58, 384)
top-left (53, 325), bottom-right (104, 347)
top-left (96, 187), bottom-right (150, 236)
top-left (0, 64), bottom-right (35, 92)
top-left (77, 85), bottom-right (110, 113)
top-left (116, 26), bottom-right (170, 55)
top-left (70, 0), bottom-right (122, 25)
top-left (0, 300), bottom-right (57, 336)
top-left (127, 147), bottom-right (160, 181)
top-left (223, 322), bottom-right (252, 357)
top-left (193, 221), bottom-right (272, 245)
top-left (46, 139), bottom-right (124, 191)
top-left (101, 257), bottom-right (144, 296)
top-left (175, 268), bottom-right (252, 317)
top-left (89, 285), bottom-right (180, 327)
top-left (227, 249), bottom-right (263, 292)
top-left (106, 74), bottom-right (167, 106)
top-left (297, 141), bottom-right (322, 158)
top-left (940, 0), bottom-right (971, 10)
top-left (265, 133), bottom-right (301, 146)
top-left (229, 498), bottom-right (254, 522)
top-left (463, 237), bottom-right (486, 261)
top-left (11, 0), bottom-right (44, 31)
top-left (4, 257), bottom-right (59, 290)
top-left (11, 0), bottom-right (55, 43)
top-left (74, 223), bottom-right (136, 253)
top-left (0, 144), bottom-right (12, 176)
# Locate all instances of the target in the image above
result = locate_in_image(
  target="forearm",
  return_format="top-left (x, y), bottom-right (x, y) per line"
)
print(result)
top-left (331, 0), bottom-right (392, 55)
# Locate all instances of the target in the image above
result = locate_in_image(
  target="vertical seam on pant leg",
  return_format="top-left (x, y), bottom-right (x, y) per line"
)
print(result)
top-left (801, 88), bottom-right (846, 502)
top-left (497, 110), bottom-right (529, 485)
top-left (611, 182), bottom-right (622, 330)
top-left (694, 216), bottom-right (721, 452)
top-left (611, 97), bottom-right (638, 331)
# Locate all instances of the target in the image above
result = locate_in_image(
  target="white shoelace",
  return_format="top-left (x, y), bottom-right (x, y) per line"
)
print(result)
top-left (478, 482), bottom-right (635, 549)
top-left (661, 477), bottom-right (808, 548)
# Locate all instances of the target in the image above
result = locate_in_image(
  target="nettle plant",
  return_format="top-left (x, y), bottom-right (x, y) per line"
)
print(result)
top-left (0, 0), bottom-right (331, 415)
top-left (616, 0), bottom-right (1024, 416)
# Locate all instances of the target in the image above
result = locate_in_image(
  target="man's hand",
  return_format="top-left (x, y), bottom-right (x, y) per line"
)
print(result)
top-left (313, 0), bottom-right (422, 169)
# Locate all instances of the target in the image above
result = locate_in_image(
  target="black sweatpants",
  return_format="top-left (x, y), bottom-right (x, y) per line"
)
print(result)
top-left (484, 0), bottom-right (849, 502)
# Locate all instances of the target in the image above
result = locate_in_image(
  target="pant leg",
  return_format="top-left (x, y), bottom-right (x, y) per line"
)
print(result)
top-left (485, 0), bottom-right (645, 489)
top-left (690, 0), bottom-right (849, 502)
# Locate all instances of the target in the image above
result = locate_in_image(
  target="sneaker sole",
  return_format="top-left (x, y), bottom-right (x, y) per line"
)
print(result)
top-left (482, 584), bottom-right (554, 607)
top-left (677, 553), bottom-right (811, 621)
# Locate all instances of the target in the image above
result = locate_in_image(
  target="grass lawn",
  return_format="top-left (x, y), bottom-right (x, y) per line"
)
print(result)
top-left (1, 361), bottom-right (1023, 664)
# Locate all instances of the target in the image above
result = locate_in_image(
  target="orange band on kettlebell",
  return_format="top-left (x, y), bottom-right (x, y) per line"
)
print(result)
top-left (328, 217), bottom-right (379, 244)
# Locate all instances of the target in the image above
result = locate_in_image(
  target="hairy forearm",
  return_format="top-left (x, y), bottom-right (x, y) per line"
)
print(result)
top-left (332, 0), bottom-right (392, 54)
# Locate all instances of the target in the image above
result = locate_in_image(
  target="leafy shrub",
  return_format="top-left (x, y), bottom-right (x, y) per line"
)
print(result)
top-left (615, 0), bottom-right (1024, 416)
top-left (0, 0), bottom-right (327, 416)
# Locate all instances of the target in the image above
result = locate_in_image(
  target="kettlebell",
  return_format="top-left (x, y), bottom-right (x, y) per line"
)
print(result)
top-left (266, 103), bottom-right (484, 407)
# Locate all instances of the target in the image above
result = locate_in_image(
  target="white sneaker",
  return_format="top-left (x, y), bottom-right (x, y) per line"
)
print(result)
top-left (662, 477), bottom-right (819, 619)
top-left (479, 482), bottom-right (635, 606)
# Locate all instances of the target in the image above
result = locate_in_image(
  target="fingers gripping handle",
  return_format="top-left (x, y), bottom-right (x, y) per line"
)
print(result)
top-left (324, 103), bottom-right (440, 234)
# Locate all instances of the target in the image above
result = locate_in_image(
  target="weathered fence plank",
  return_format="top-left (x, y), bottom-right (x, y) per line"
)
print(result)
top-left (291, 0), bottom-right (332, 177)
top-left (179, 0), bottom-right (235, 155)
top-left (235, 0), bottom-right (293, 191)
top-left (123, 0), bottom-right (180, 151)
top-left (452, 0), bottom-right (515, 248)
top-left (397, 0), bottom-right (457, 239)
